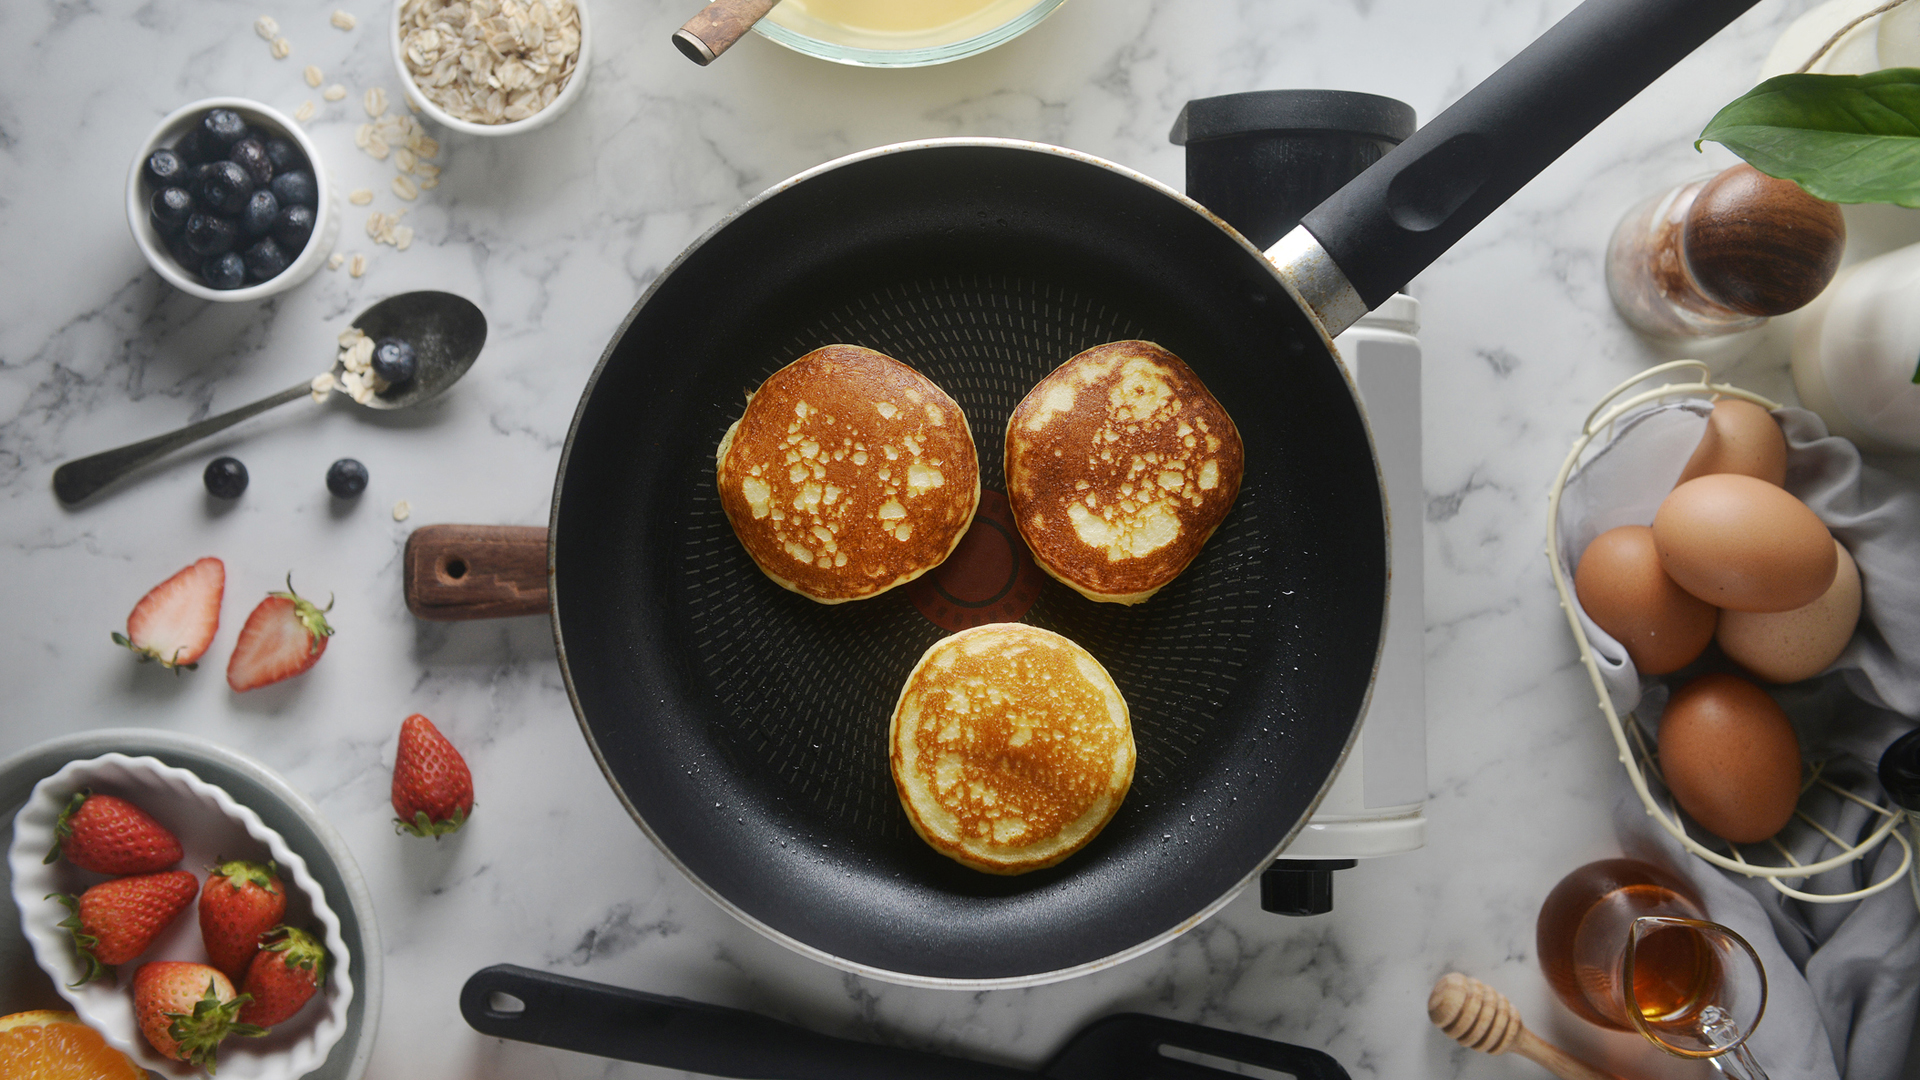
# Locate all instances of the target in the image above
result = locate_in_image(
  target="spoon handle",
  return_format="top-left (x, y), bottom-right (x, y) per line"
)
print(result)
top-left (53, 381), bottom-right (314, 504)
top-left (673, 0), bottom-right (780, 64)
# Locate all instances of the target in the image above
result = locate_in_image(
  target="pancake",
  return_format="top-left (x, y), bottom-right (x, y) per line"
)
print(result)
top-left (717, 344), bottom-right (980, 603)
top-left (890, 622), bottom-right (1133, 875)
top-left (1005, 340), bottom-right (1244, 604)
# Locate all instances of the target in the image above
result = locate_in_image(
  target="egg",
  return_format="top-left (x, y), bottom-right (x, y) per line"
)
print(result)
top-left (1718, 539), bottom-right (1861, 683)
top-left (1658, 672), bottom-right (1802, 843)
top-left (1653, 474), bottom-right (1836, 612)
top-left (1675, 399), bottom-right (1787, 488)
top-left (1574, 525), bottom-right (1717, 675)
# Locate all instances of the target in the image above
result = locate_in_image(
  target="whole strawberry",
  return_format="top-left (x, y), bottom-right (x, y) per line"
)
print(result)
top-left (226, 576), bottom-right (334, 692)
top-left (392, 714), bottom-right (474, 838)
top-left (44, 790), bottom-right (183, 874)
top-left (132, 961), bottom-right (265, 1070)
top-left (50, 869), bottom-right (199, 984)
top-left (237, 926), bottom-right (328, 1027)
top-left (114, 557), bottom-right (224, 671)
top-left (199, 859), bottom-right (286, 982)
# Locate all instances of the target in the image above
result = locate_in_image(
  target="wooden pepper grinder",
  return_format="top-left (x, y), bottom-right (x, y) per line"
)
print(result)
top-left (1606, 163), bottom-right (1846, 340)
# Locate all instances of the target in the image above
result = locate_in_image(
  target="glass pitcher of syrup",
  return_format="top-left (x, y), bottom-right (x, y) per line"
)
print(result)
top-left (1537, 859), bottom-right (1770, 1078)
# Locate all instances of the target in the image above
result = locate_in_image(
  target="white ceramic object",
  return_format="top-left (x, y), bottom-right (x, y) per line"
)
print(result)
top-left (756, 0), bottom-right (1067, 66)
top-left (127, 98), bottom-right (339, 303)
top-left (391, 0), bottom-right (591, 137)
top-left (1791, 243), bottom-right (1920, 453)
top-left (9, 753), bottom-right (353, 1079)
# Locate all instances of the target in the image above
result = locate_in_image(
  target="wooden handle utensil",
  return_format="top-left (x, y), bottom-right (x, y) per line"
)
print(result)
top-left (1428, 973), bottom-right (1624, 1080)
top-left (673, 0), bottom-right (781, 65)
top-left (403, 524), bottom-right (549, 620)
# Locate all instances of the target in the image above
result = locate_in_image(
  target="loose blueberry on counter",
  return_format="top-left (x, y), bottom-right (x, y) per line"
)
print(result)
top-left (326, 458), bottom-right (368, 498)
top-left (371, 338), bottom-right (417, 386)
top-left (202, 252), bottom-right (247, 290)
top-left (269, 169), bottom-right (317, 209)
top-left (201, 109), bottom-right (248, 151)
top-left (151, 187), bottom-right (195, 235)
top-left (203, 456), bottom-right (249, 498)
top-left (242, 237), bottom-right (291, 282)
top-left (241, 189), bottom-right (280, 236)
top-left (184, 213), bottom-right (241, 256)
top-left (263, 138), bottom-right (300, 173)
top-left (195, 160), bottom-right (255, 215)
top-left (145, 147), bottom-right (187, 187)
top-left (273, 203), bottom-right (314, 251)
top-left (229, 138), bottom-right (274, 186)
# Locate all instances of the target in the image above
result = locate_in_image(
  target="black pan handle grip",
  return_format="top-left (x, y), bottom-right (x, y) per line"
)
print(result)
top-left (1300, 0), bottom-right (1760, 309)
top-left (461, 965), bottom-right (1034, 1079)
top-left (1042, 1013), bottom-right (1351, 1080)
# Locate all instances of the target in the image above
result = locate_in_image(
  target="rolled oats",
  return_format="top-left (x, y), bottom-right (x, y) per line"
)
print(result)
top-left (419, 177), bottom-right (439, 190)
top-left (349, 189), bottom-right (374, 205)
top-left (294, 100), bottom-right (316, 122)
top-left (394, 147), bottom-right (417, 173)
top-left (310, 372), bottom-right (336, 402)
top-left (304, 65), bottom-right (324, 87)
top-left (354, 123), bottom-right (372, 149)
top-left (392, 225), bottom-right (415, 251)
top-left (328, 252), bottom-right (346, 269)
top-left (270, 35), bottom-right (291, 58)
top-left (398, 0), bottom-right (580, 125)
top-left (254, 15), bottom-right (279, 39)
top-left (365, 87), bottom-right (388, 117)
top-left (392, 175), bottom-right (420, 201)
top-left (331, 9), bottom-right (357, 29)
top-left (323, 84), bottom-right (348, 101)
top-left (393, 499), bottom-right (413, 522)
top-left (349, 253), bottom-right (367, 277)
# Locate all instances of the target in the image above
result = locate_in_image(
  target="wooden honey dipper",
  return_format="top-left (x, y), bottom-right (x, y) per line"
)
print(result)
top-left (1428, 973), bottom-right (1625, 1080)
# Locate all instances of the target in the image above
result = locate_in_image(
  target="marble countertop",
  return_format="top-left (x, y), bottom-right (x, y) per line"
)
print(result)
top-left (4, 0), bottom-right (1915, 1077)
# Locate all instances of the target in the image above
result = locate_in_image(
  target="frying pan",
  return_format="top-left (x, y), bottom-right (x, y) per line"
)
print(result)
top-left (414, 0), bottom-right (1760, 986)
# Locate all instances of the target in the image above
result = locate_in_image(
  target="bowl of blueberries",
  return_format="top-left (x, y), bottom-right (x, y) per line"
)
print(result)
top-left (128, 98), bottom-right (337, 300)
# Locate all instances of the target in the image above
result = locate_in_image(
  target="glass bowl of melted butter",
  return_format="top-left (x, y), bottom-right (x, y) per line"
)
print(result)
top-left (755, 0), bottom-right (1067, 66)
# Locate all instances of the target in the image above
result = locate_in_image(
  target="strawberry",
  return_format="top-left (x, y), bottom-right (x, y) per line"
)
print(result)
top-left (391, 714), bottom-right (474, 838)
top-left (132, 961), bottom-right (265, 1070)
top-left (44, 790), bottom-right (183, 874)
top-left (198, 860), bottom-right (286, 982)
top-left (237, 926), bottom-right (328, 1026)
top-left (113, 557), bottom-right (224, 671)
top-left (50, 869), bottom-right (199, 985)
top-left (225, 575), bottom-right (333, 692)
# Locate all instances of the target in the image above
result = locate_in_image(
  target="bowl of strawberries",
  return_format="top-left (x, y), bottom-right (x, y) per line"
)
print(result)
top-left (7, 751), bottom-right (353, 1077)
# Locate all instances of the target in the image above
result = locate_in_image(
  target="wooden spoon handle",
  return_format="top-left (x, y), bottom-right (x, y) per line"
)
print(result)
top-left (1509, 1029), bottom-right (1627, 1080)
top-left (673, 0), bottom-right (780, 64)
top-left (404, 524), bottom-right (549, 620)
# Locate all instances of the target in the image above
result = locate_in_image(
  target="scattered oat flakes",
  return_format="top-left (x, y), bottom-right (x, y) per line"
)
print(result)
top-left (392, 225), bottom-right (414, 251)
top-left (412, 160), bottom-right (439, 179)
top-left (270, 35), bottom-right (291, 58)
top-left (331, 9), bottom-right (357, 29)
top-left (409, 133), bottom-right (439, 159)
top-left (394, 147), bottom-right (417, 173)
top-left (365, 87), bottom-right (388, 117)
top-left (419, 177), bottom-right (439, 190)
top-left (328, 252), bottom-right (346, 269)
top-left (354, 123), bottom-right (372, 149)
top-left (294, 100), bottom-right (316, 123)
top-left (398, 0), bottom-right (580, 125)
top-left (304, 65), bottom-right (324, 87)
top-left (367, 135), bottom-right (390, 160)
top-left (324, 83), bottom-right (348, 102)
top-left (255, 15), bottom-right (279, 39)
top-left (310, 372), bottom-right (337, 403)
top-left (392, 500), bottom-right (412, 522)
top-left (349, 188), bottom-right (374, 205)
top-left (392, 175), bottom-right (419, 201)
top-left (349, 253), bottom-right (367, 277)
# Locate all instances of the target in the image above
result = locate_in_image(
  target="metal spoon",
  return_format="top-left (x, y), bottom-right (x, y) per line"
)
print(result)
top-left (52, 290), bottom-right (486, 505)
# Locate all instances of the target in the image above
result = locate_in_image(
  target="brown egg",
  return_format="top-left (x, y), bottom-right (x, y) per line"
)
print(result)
top-left (1574, 525), bottom-right (1717, 675)
top-left (1675, 399), bottom-right (1787, 488)
top-left (1719, 539), bottom-right (1861, 683)
top-left (1658, 672), bottom-right (1801, 843)
top-left (1653, 474), bottom-right (1836, 612)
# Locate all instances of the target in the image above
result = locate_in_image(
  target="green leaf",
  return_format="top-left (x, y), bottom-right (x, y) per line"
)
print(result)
top-left (1698, 68), bottom-right (1920, 207)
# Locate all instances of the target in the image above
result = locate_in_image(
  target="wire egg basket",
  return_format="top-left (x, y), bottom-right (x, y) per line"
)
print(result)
top-left (1545, 361), bottom-right (1910, 904)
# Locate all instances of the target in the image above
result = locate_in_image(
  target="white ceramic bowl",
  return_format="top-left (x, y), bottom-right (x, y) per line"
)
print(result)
top-left (391, 0), bottom-right (591, 137)
top-left (127, 98), bottom-right (339, 303)
top-left (9, 753), bottom-right (353, 1079)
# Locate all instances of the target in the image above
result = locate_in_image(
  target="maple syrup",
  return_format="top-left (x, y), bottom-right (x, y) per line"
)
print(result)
top-left (1536, 858), bottom-right (1719, 1033)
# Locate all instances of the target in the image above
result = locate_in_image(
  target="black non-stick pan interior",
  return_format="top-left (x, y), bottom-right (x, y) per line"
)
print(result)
top-left (553, 143), bottom-right (1385, 983)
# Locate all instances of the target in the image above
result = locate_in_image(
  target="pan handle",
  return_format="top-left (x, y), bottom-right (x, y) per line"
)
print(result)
top-left (461, 964), bottom-right (1035, 1079)
top-left (1286, 0), bottom-right (1761, 329)
top-left (403, 525), bottom-right (549, 620)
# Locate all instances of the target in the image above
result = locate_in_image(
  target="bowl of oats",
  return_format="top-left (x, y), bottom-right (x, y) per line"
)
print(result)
top-left (127, 97), bottom-right (339, 301)
top-left (393, 0), bottom-right (589, 136)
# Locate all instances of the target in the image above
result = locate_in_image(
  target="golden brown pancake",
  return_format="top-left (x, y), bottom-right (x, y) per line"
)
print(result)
top-left (1005, 340), bottom-right (1244, 604)
top-left (717, 344), bottom-right (980, 603)
top-left (890, 622), bottom-right (1133, 875)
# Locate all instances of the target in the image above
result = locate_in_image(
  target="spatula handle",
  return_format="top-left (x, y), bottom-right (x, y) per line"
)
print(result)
top-left (403, 525), bottom-right (549, 620)
top-left (674, 0), bottom-right (780, 64)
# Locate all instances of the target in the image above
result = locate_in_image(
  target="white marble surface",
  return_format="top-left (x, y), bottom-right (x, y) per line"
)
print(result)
top-left (2, 0), bottom-right (1914, 1077)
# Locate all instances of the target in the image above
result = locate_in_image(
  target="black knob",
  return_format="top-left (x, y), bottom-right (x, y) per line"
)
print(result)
top-left (1260, 859), bottom-right (1357, 916)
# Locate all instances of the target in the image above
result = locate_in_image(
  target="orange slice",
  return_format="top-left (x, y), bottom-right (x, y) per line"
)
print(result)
top-left (0, 1010), bottom-right (144, 1080)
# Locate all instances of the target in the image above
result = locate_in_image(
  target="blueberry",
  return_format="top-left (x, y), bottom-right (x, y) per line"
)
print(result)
top-left (203, 456), bottom-right (249, 498)
top-left (372, 338), bottom-right (418, 386)
top-left (174, 125), bottom-right (218, 165)
top-left (242, 236), bottom-right (290, 282)
top-left (194, 160), bottom-right (255, 215)
top-left (326, 458), bottom-right (368, 498)
top-left (272, 203), bottom-right (314, 251)
top-left (200, 109), bottom-right (248, 151)
top-left (269, 169), bottom-right (316, 209)
top-left (165, 232), bottom-right (200, 272)
top-left (184, 213), bottom-right (240, 256)
top-left (145, 147), bottom-right (187, 187)
top-left (228, 137), bottom-right (274, 186)
top-left (202, 252), bottom-right (247, 290)
top-left (241, 189), bottom-right (280, 236)
top-left (151, 187), bottom-right (195, 235)
top-left (263, 138), bottom-right (301, 173)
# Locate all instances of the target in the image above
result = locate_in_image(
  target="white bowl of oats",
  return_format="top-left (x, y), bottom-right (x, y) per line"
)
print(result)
top-left (392, 0), bottom-right (589, 136)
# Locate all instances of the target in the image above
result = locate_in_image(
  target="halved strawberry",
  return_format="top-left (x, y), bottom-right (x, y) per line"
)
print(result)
top-left (113, 558), bottom-right (224, 671)
top-left (226, 576), bottom-right (334, 692)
